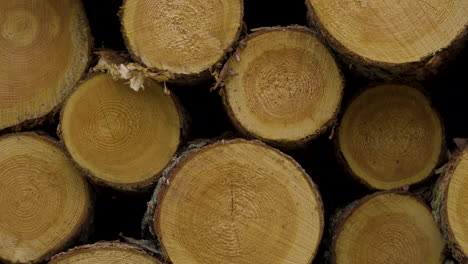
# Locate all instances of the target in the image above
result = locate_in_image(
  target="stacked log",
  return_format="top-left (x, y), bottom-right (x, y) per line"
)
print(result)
top-left (0, 0), bottom-right (466, 263)
top-left (0, 133), bottom-right (91, 263)
top-left (336, 84), bottom-right (444, 190)
top-left (306, 0), bottom-right (468, 79)
top-left (221, 26), bottom-right (343, 148)
top-left (147, 139), bottom-right (324, 263)
top-left (0, 0), bottom-right (90, 130)
top-left (49, 242), bottom-right (161, 264)
top-left (331, 192), bottom-right (445, 264)
top-left (120, 0), bottom-right (243, 79)
top-left (59, 73), bottom-right (184, 191)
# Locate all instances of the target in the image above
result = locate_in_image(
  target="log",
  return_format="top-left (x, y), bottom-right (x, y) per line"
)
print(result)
top-left (0, 132), bottom-right (92, 263)
top-left (221, 26), bottom-right (344, 148)
top-left (59, 73), bottom-right (185, 191)
top-left (331, 192), bottom-right (445, 264)
top-left (432, 144), bottom-right (468, 262)
top-left (0, 0), bottom-right (91, 130)
top-left (148, 139), bottom-right (324, 263)
top-left (120, 0), bottom-right (243, 79)
top-left (337, 84), bottom-right (444, 190)
top-left (49, 241), bottom-right (162, 264)
top-left (306, 0), bottom-right (468, 79)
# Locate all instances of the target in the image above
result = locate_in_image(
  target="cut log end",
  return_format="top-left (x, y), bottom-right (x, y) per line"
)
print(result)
top-left (222, 26), bottom-right (343, 147)
top-left (0, 133), bottom-right (91, 263)
top-left (60, 73), bottom-right (183, 191)
top-left (0, 0), bottom-right (91, 130)
top-left (49, 242), bottom-right (162, 264)
top-left (337, 84), bottom-right (444, 190)
top-left (437, 146), bottom-right (468, 261)
top-left (153, 139), bottom-right (324, 263)
top-left (121, 0), bottom-right (243, 76)
top-left (332, 192), bottom-right (445, 264)
top-left (306, 0), bottom-right (468, 77)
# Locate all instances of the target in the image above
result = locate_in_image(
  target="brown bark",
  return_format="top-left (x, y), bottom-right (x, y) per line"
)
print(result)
top-left (49, 241), bottom-right (162, 264)
top-left (432, 145), bottom-right (468, 262)
top-left (0, 0), bottom-right (92, 131)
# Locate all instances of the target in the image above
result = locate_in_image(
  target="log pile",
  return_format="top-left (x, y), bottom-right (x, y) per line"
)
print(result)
top-left (0, 0), bottom-right (466, 263)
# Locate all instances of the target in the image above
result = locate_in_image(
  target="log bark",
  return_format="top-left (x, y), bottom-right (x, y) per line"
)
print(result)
top-left (58, 73), bottom-right (186, 191)
top-left (145, 139), bottom-right (324, 264)
top-left (306, 0), bottom-right (468, 80)
top-left (336, 84), bottom-right (445, 190)
top-left (432, 144), bottom-right (468, 262)
top-left (331, 191), bottom-right (446, 264)
top-left (220, 26), bottom-right (344, 148)
top-left (92, 49), bottom-right (176, 92)
top-left (49, 241), bottom-right (162, 264)
top-left (120, 0), bottom-right (243, 81)
top-left (142, 139), bottom-right (212, 240)
top-left (0, 0), bottom-right (91, 130)
top-left (0, 132), bottom-right (92, 263)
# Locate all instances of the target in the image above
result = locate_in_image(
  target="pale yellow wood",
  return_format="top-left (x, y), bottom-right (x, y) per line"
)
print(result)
top-left (224, 27), bottom-right (343, 143)
top-left (0, 133), bottom-right (90, 263)
top-left (334, 193), bottom-right (445, 264)
top-left (49, 242), bottom-right (161, 264)
top-left (308, 0), bottom-right (468, 64)
top-left (122, 0), bottom-right (242, 75)
top-left (61, 74), bottom-right (181, 188)
top-left (0, 0), bottom-right (90, 129)
top-left (157, 140), bottom-right (323, 264)
top-left (338, 84), bottom-right (443, 190)
top-left (446, 148), bottom-right (468, 256)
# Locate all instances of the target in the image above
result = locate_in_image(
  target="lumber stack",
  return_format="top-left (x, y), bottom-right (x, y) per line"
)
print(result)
top-left (433, 145), bottom-right (468, 261)
top-left (0, 0), bottom-right (466, 263)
